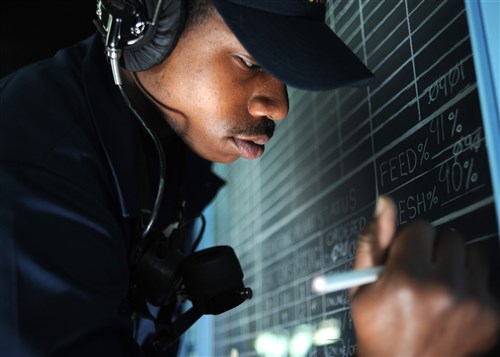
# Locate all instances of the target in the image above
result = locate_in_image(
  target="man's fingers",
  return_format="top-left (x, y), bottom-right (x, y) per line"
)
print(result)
top-left (353, 196), bottom-right (396, 271)
top-left (433, 229), bottom-right (466, 274)
top-left (465, 243), bottom-right (490, 295)
top-left (387, 219), bottom-right (436, 272)
top-left (376, 196), bottom-right (397, 251)
top-left (350, 196), bottom-right (396, 297)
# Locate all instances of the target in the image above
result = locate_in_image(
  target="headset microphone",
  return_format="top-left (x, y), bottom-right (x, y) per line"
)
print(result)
top-left (147, 244), bottom-right (253, 351)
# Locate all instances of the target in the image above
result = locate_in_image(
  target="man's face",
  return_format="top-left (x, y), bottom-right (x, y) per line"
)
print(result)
top-left (135, 11), bottom-right (289, 163)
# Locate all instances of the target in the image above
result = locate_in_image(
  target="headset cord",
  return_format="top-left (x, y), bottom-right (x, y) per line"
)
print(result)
top-left (123, 83), bottom-right (166, 239)
top-left (190, 214), bottom-right (206, 253)
top-left (109, 55), bottom-right (166, 240)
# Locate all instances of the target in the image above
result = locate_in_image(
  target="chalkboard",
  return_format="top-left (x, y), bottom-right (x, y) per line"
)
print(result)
top-left (210, 1), bottom-right (500, 356)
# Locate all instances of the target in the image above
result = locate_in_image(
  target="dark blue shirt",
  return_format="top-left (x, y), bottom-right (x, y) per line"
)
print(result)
top-left (0, 33), bottom-right (223, 356)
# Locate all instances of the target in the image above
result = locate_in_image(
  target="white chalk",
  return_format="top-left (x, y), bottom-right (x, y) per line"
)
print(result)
top-left (312, 265), bottom-right (385, 294)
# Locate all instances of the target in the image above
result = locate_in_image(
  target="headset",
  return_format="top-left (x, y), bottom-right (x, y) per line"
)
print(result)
top-left (94, 0), bottom-right (252, 351)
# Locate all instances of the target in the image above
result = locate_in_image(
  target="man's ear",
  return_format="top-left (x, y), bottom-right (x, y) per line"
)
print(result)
top-left (95, 0), bottom-right (186, 72)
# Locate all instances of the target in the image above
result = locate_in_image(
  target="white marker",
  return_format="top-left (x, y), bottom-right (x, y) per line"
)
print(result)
top-left (312, 265), bottom-right (385, 294)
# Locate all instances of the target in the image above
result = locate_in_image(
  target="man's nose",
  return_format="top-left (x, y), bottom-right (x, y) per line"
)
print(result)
top-left (248, 77), bottom-right (289, 121)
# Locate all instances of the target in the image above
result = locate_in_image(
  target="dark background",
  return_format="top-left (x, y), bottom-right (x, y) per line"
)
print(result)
top-left (1, 1), bottom-right (97, 78)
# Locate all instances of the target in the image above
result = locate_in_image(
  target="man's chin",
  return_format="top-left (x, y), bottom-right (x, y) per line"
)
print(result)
top-left (196, 150), bottom-right (241, 164)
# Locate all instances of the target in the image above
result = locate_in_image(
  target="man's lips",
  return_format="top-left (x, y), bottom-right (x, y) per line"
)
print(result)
top-left (232, 136), bottom-right (269, 159)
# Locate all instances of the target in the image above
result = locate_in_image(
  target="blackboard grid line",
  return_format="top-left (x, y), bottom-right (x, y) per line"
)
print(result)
top-left (215, 304), bottom-right (353, 338)
top-left (328, 0), bottom-right (348, 20)
top-left (257, 139), bottom-right (290, 174)
top-left (317, 158), bottom-right (343, 184)
top-left (336, 80), bottom-right (346, 179)
top-left (416, 44), bottom-right (471, 94)
top-left (369, 42), bottom-right (469, 123)
top-left (369, 67), bottom-right (416, 121)
top-left (216, 281), bottom-right (354, 337)
top-left (316, 115), bottom-right (343, 157)
top-left (311, 93), bottom-right (324, 207)
top-left (431, 129), bottom-right (485, 162)
top-left (218, 304), bottom-right (334, 334)
top-left (260, 187), bottom-right (292, 220)
top-left (251, 161), bottom-right (374, 245)
top-left (258, 136), bottom-right (290, 175)
top-left (359, 0), bottom-right (385, 25)
top-left (328, 11), bottom-right (347, 180)
top-left (337, 99), bottom-right (371, 135)
top-left (260, 116), bottom-right (295, 164)
top-left (372, 83), bottom-right (477, 160)
top-left (262, 129), bottom-right (294, 171)
top-left (366, 24), bottom-right (409, 69)
top-left (368, 19), bottom-right (469, 107)
top-left (439, 184), bottom-right (487, 208)
top-left (363, 0), bottom-right (405, 44)
top-left (367, 25), bottom-right (410, 72)
top-left (335, 2), bottom-right (362, 45)
top-left (233, 264), bottom-right (352, 309)
top-left (432, 196), bottom-right (494, 226)
top-left (379, 122), bottom-right (484, 184)
top-left (245, 200), bottom-right (370, 272)
top-left (336, 91), bottom-right (370, 120)
top-left (332, 97), bottom-right (372, 159)
top-left (339, 131), bottom-right (372, 164)
top-left (370, 87), bottom-right (418, 131)
top-left (411, 8), bottom-right (466, 59)
top-left (466, 233), bottom-right (498, 245)
top-left (260, 155), bottom-right (293, 190)
top-left (253, 162), bottom-right (265, 335)
top-left (406, 0), bottom-right (426, 18)
top-left (381, 152), bottom-right (486, 202)
top-left (323, 257), bottom-right (357, 273)
top-left (257, 161), bottom-right (289, 196)
top-left (255, 205), bottom-right (372, 273)
top-left (405, 0), bottom-right (422, 122)
top-left (284, 111), bottom-right (298, 211)
top-left (260, 165), bottom-right (293, 203)
top-left (253, 255), bottom-right (348, 292)
top-left (410, 1), bottom-right (451, 38)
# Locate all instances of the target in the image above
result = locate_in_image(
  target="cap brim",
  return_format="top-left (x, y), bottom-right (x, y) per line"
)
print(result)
top-left (214, 0), bottom-right (374, 91)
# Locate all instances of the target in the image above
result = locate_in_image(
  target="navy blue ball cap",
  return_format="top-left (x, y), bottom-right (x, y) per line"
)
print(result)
top-left (213, 0), bottom-right (374, 91)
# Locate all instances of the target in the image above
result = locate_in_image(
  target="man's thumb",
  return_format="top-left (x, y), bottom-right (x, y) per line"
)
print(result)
top-left (353, 196), bottom-right (396, 271)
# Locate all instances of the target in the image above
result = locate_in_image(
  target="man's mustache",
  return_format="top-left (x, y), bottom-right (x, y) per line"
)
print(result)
top-left (230, 119), bottom-right (275, 138)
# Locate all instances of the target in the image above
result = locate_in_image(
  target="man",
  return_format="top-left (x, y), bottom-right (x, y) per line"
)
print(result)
top-left (0, 1), bottom-right (498, 356)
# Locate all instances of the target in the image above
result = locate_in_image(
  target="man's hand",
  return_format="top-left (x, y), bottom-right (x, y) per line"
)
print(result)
top-left (349, 196), bottom-right (500, 356)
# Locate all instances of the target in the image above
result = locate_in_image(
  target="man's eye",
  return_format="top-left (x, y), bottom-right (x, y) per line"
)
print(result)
top-left (237, 56), bottom-right (262, 71)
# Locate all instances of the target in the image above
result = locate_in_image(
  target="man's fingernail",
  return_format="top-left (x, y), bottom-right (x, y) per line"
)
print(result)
top-left (375, 196), bottom-right (389, 217)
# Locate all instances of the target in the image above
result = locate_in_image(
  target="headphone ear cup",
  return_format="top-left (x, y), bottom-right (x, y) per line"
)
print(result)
top-left (123, 0), bottom-right (186, 72)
